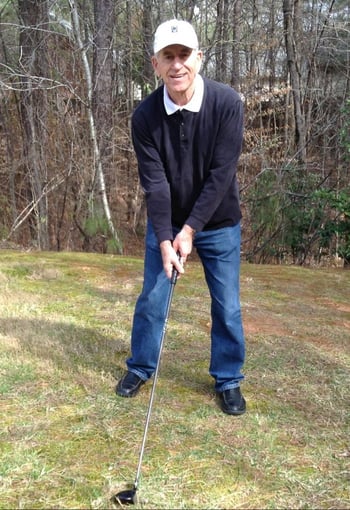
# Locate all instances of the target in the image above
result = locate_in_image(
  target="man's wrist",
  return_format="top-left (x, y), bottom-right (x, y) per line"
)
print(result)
top-left (160, 239), bottom-right (172, 249)
top-left (183, 224), bottom-right (196, 237)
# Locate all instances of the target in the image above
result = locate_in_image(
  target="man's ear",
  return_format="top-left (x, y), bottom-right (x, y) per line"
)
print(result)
top-left (151, 55), bottom-right (158, 75)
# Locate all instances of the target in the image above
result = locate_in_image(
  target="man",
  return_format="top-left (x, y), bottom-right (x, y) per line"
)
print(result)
top-left (116, 19), bottom-right (246, 415)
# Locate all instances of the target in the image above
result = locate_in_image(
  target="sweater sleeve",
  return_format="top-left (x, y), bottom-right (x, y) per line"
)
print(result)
top-left (185, 93), bottom-right (244, 232)
top-left (132, 107), bottom-right (174, 244)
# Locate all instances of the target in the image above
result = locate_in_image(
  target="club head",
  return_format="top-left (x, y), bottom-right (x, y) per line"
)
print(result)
top-left (112, 488), bottom-right (137, 506)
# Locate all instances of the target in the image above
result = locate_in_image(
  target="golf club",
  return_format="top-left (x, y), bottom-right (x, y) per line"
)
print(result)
top-left (112, 263), bottom-right (179, 506)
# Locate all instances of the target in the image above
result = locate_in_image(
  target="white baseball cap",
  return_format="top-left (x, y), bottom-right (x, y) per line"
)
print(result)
top-left (153, 19), bottom-right (199, 54)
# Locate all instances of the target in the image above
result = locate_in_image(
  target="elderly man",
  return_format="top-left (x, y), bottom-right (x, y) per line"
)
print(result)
top-left (116, 19), bottom-right (246, 415)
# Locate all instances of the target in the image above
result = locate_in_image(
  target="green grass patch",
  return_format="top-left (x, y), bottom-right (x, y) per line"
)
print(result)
top-left (0, 250), bottom-right (349, 509)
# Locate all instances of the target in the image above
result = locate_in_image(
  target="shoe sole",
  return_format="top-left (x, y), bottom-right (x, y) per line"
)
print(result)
top-left (221, 406), bottom-right (246, 416)
top-left (116, 390), bottom-right (136, 398)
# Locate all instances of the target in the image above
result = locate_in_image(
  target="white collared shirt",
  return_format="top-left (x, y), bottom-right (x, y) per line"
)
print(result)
top-left (163, 74), bottom-right (204, 115)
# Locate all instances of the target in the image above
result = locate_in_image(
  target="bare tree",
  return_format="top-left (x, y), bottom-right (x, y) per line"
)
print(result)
top-left (68, 0), bottom-right (122, 252)
top-left (231, 0), bottom-right (242, 90)
top-left (283, 0), bottom-right (307, 164)
top-left (215, 0), bottom-right (229, 83)
top-left (18, 0), bottom-right (50, 249)
top-left (141, 0), bottom-right (154, 98)
top-left (92, 0), bottom-right (114, 166)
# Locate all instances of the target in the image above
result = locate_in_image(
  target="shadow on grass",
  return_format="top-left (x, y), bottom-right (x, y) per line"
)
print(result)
top-left (0, 317), bottom-right (128, 378)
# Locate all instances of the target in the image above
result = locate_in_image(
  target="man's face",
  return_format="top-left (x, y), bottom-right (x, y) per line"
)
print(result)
top-left (152, 44), bottom-right (203, 104)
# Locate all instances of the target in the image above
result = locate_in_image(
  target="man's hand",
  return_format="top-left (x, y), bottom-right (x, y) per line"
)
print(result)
top-left (160, 240), bottom-right (184, 279)
top-left (160, 225), bottom-right (195, 279)
top-left (173, 224), bottom-right (195, 264)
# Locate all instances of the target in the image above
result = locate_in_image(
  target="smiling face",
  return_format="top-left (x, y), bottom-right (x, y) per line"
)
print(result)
top-left (152, 44), bottom-right (203, 106)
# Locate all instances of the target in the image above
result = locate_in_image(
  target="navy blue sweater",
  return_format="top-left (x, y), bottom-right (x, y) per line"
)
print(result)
top-left (131, 77), bottom-right (244, 244)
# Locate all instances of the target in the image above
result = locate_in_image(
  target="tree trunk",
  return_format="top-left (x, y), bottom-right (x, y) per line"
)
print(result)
top-left (69, 0), bottom-right (122, 253)
top-left (141, 0), bottom-right (154, 98)
top-left (283, 0), bottom-right (307, 164)
top-left (215, 0), bottom-right (229, 83)
top-left (268, 0), bottom-right (276, 91)
top-left (93, 0), bottom-right (114, 166)
top-left (231, 0), bottom-right (242, 90)
top-left (18, 0), bottom-right (50, 249)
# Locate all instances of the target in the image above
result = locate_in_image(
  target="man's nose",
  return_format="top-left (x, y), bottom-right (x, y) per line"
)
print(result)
top-left (172, 57), bottom-right (183, 68)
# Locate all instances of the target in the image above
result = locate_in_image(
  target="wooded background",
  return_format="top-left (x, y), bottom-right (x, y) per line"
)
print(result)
top-left (0, 0), bottom-right (349, 265)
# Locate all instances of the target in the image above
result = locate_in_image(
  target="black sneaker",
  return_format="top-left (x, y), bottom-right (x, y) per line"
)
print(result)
top-left (116, 371), bottom-right (145, 398)
top-left (217, 387), bottom-right (246, 415)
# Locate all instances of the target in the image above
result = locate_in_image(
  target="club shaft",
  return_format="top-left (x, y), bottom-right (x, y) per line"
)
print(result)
top-left (133, 269), bottom-right (178, 490)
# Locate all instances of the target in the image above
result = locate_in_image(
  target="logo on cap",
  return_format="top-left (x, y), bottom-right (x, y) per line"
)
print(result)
top-left (171, 25), bottom-right (178, 33)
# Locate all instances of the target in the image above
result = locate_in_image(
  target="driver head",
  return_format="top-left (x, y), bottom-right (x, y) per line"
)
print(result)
top-left (112, 489), bottom-right (137, 506)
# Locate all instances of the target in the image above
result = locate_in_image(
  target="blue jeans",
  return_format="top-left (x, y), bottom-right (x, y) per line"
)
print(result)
top-left (126, 221), bottom-right (245, 392)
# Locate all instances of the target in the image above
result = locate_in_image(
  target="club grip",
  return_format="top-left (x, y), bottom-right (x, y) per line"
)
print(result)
top-left (171, 266), bottom-right (178, 285)
top-left (170, 252), bottom-right (181, 285)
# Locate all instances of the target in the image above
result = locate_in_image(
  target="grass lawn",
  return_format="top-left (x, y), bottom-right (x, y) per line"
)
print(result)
top-left (0, 250), bottom-right (349, 509)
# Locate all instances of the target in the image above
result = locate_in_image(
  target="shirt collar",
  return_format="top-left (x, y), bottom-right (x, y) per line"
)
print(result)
top-left (163, 74), bottom-right (204, 115)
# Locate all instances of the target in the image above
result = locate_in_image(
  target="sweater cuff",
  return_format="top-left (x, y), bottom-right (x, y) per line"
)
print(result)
top-left (185, 216), bottom-right (203, 233)
top-left (156, 228), bottom-right (174, 245)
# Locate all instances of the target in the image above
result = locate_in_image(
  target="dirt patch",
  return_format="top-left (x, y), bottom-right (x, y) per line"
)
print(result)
top-left (243, 308), bottom-right (291, 337)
